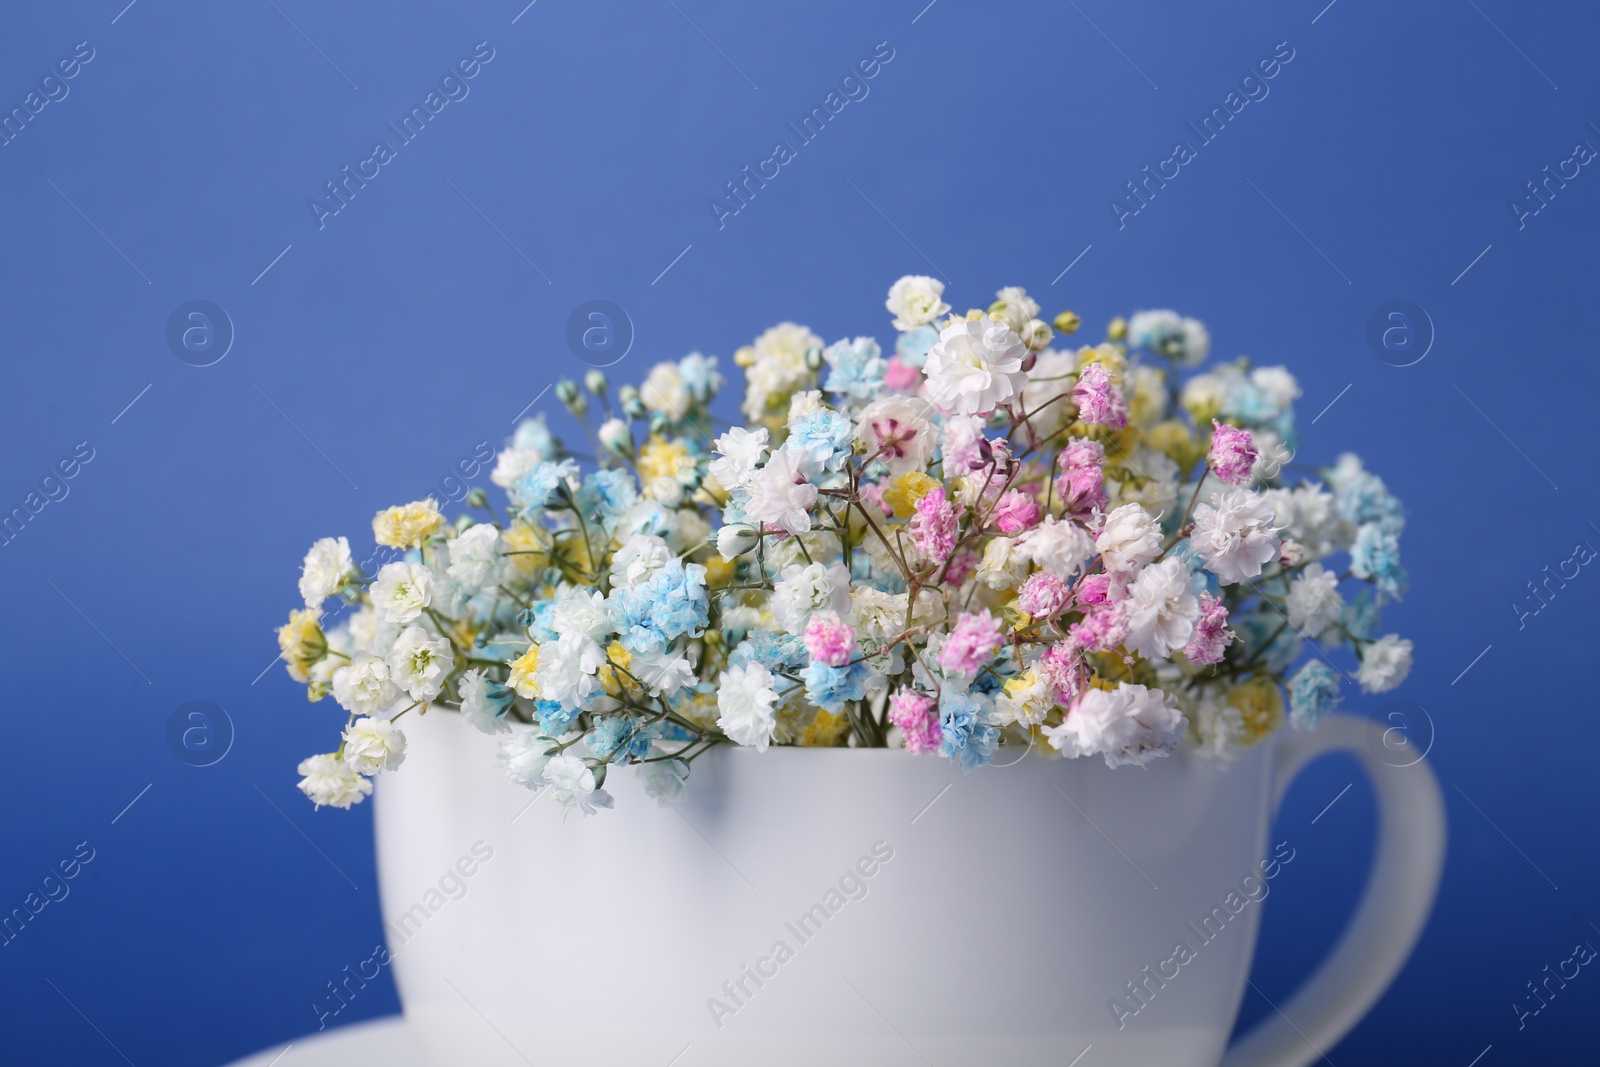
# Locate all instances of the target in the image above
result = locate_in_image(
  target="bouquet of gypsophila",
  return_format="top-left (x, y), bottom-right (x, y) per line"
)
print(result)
top-left (277, 277), bottom-right (1412, 813)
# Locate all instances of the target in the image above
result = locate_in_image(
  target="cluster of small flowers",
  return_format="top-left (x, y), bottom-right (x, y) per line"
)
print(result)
top-left (279, 277), bottom-right (1411, 812)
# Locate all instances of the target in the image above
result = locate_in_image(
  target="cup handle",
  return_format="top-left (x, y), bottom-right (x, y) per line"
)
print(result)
top-left (1219, 713), bottom-right (1446, 1067)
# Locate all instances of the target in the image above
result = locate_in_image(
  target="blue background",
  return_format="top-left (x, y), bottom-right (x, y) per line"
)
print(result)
top-left (1, 0), bottom-right (1596, 1063)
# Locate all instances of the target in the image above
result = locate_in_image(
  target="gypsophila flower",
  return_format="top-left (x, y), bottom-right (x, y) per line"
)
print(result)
top-left (1208, 421), bottom-right (1258, 486)
top-left (299, 537), bottom-right (354, 607)
top-left (1288, 660), bottom-right (1341, 730)
top-left (1358, 634), bottom-right (1413, 694)
top-left (717, 663), bottom-right (781, 751)
top-left (341, 717), bottom-right (407, 775)
top-left (297, 754), bottom-right (372, 809)
top-left (886, 275), bottom-right (951, 331)
top-left (280, 279), bottom-right (1416, 812)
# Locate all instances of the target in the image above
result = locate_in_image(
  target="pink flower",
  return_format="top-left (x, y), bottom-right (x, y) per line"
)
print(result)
top-left (1016, 572), bottom-right (1071, 617)
top-left (1055, 438), bottom-right (1108, 517)
top-left (1208, 420), bottom-right (1258, 486)
top-left (1183, 592), bottom-right (1234, 665)
top-left (939, 610), bottom-right (1005, 675)
top-left (945, 549), bottom-right (980, 586)
top-left (1076, 571), bottom-right (1118, 606)
top-left (1069, 604), bottom-right (1127, 652)
top-left (911, 485), bottom-right (960, 565)
top-left (991, 489), bottom-right (1041, 534)
top-left (1071, 364), bottom-right (1127, 429)
top-left (884, 356), bottom-right (922, 393)
top-left (1040, 641), bottom-right (1086, 704)
top-left (888, 690), bottom-right (942, 754)
top-left (803, 612), bottom-right (856, 667)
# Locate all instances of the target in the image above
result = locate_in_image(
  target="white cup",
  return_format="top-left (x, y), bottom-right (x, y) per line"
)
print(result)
top-left (375, 711), bottom-right (1444, 1066)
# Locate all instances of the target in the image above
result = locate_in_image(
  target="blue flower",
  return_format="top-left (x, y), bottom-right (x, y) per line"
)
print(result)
top-left (895, 325), bottom-right (939, 368)
top-left (536, 699), bottom-right (579, 736)
top-left (589, 716), bottom-right (656, 763)
top-left (1332, 469), bottom-right (1404, 535)
top-left (786, 409), bottom-right (855, 473)
top-left (1288, 660), bottom-right (1341, 730)
top-left (729, 628), bottom-right (807, 675)
top-left (512, 458), bottom-right (579, 514)
top-left (802, 660), bottom-right (870, 713)
top-left (521, 600), bottom-right (558, 643)
top-left (823, 336), bottom-right (887, 400)
top-left (511, 415), bottom-right (556, 457)
top-left (679, 353), bottom-right (723, 404)
top-left (577, 468), bottom-right (638, 526)
top-left (1349, 523), bottom-right (1407, 601)
top-left (609, 561), bottom-right (709, 655)
top-left (937, 689), bottom-right (999, 770)
top-left (1342, 591), bottom-right (1379, 641)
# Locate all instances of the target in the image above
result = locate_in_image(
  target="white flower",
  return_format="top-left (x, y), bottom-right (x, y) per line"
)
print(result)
top-left (772, 561), bottom-right (852, 634)
top-left (296, 754), bottom-right (372, 809)
top-left (498, 725), bottom-right (555, 788)
top-left (541, 753), bottom-right (614, 816)
top-left (628, 645), bottom-right (698, 696)
top-left (744, 449), bottom-right (818, 537)
top-left (1263, 484), bottom-right (1350, 559)
top-left (597, 416), bottom-right (634, 458)
top-left (716, 523), bottom-right (760, 560)
top-left (341, 717), bottom-right (407, 775)
top-left (742, 322), bottom-right (821, 420)
top-left (1123, 558), bottom-right (1201, 659)
top-left (1043, 683), bottom-right (1186, 768)
top-left (1250, 430), bottom-right (1294, 485)
top-left (1108, 447), bottom-right (1179, 517)
top-left (1358, 634), bottom-right (1413, 694)
top-left (977, 536), bottom-right (1031, 590)
top-left (458, 669), bottom-right (510, 734)
top-left (993, 668), bottom-right (1056, 727)
top-left (922, 319), bottom-right (1029, 416)
top-left (856, 395), bottom-right (937, 476)
top-left (1018, 517), bottom-right (1095, 576)
top-left (717, 663), bottom-right (780, 751)
top-left (885, 274), bottom-right (951, 331)
top-left (447, 523), bottom-right (503, 590)
top-left (385, 625), bottom-right (452, 702)
top-left (708, 426), bottom-right (769, 491)
top-left (331, 652), bottom-right (402, 717)
top-left (371, 562), bottom-right (432, 625)
top-left (991, 285), bottom-right (1041, 334)
top-left (1095, 504), bottom-right (1163, 574)
top-left (1190, 489), bottom-right (1282, 585)
top-left (1286, 562), bottom-right (1343, 638)
top-left (534, 632), bottom-right (605, 710)
top-left (550, 587), bottom-right (614, 646)
top-left (609, 533), bottom-right (673, 590)
top-left (640, 360), bottom-right (691, 417)
top-left (299, 536), bottom-right (353, 607)
top-left (1251, 367), bottom-right (1301, 412)
top-left (1181, 372), bottom-right (1228, 415)
top-left (1185, 685), bottom-right (1246, 762)
top-left (786, 389), bottom-right (824, 427)
top-left (491, 447), bottom-right (543, 491)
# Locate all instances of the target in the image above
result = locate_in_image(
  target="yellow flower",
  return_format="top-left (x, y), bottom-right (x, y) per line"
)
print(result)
top-left (508, 646), bottom-right (540, 699)
top-left (553, 528), bottom-right (595, 579)
top-left (277, 608), bottom-right (327, 683)
top-left (884, 471), bottom-right (940, 519)
top-left (1127, 366), bottom-right (1168, 428)
top-left (800, 710), bottom-right (851, 747)
top-left (372, 499), bottom-right (444, 549)
top-left (503, 522), bottom-right (552, 577)
top-left (1107, 316), bottom-right (1128, 341)
top-left (1228, 677), bottom-right (1285, 745)
top-left (1144, 419), bottom-right (1198, 468)
top-left (599, 642), bottom-right (631, 696)
top-left (1074, 342), bottom-right (1126, 378)
top-left (637, 436), bottom-right (693, 488)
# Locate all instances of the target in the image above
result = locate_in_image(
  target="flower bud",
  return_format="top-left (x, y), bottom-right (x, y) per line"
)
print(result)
top-left (1022, 318), bottom-right (1052, 350)
top-left (556, 379), bottom-right (587, 415)
top-left (618, 385), bottom-right (647, 420)
top-left (584, 369), bottom-right (607, 396)
top-left (466, 487), bottom-right (489, 510)
top-left (717, 524), bottom-right (759, 560)
top-left (804, 346), bottom-right (824, 371)
top-left (598, 417), bottom-right (634, 459)
top-left (1053, 310), bottom-right (1082, 334)
top-left (1107, 316), bottom-right (1128, 341)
